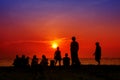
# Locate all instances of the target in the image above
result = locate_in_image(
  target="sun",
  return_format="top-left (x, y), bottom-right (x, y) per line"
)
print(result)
top-left (52, 42), bottom-right (58, 49)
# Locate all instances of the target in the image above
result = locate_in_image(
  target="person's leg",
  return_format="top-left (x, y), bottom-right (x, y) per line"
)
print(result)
top-left (76, 57), bottom-right (81, 65)
top-left (74, 57), bottom-right (80, 66)
top-left (55, 59), bottom-right (57, 66)
top-left (71, 53), bottom-right (74, 65)
top-left (74, 53), bottom-right (79, 65)
top-left (98, 60), bottom-right (100, 65)
top-left (59, 60), bottom-right (61, 66)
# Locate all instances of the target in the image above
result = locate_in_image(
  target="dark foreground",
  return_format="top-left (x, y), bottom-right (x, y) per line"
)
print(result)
top-left (0, 65), bottom-right (120, 80)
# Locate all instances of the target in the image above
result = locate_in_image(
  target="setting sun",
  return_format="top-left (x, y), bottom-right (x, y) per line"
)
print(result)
top-left (52, 42), bottom-right (58, 49)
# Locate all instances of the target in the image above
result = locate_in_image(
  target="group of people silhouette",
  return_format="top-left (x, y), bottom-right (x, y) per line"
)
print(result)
top-left (13, 36), bottom-right (101, 68)
top-left (54, 47), bottom-right (70, 67)
top-left (13, 55), bottom-right (29, 68)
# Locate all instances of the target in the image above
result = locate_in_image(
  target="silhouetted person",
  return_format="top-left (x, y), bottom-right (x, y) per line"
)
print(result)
top-left (21, 55), bottom-right (26, 68)
top-left (40, 55), bottom-right (48, 67)
top-left (70, 36), bottom-right (80, 66)
top-left (31, 55), bottom-right (38, 68)
top-left (25, 56), bottom-right (30, 67)
top-left (94, 42), bottom-right (101, 65)
top-left (54, 47), bottom-right (62, 66)
top-left (31, 55), bottom-right (41, 79)
top-left (13, 55), bottom-right (20, 67)
top-left (50, 60), bottom-right (55, 67)
top-left (63, 53), bottom-right (70, 67)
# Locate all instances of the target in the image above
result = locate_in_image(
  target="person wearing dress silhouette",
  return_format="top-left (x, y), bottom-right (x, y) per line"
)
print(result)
top-left (70, 36), bottom-right (80, 66)
top-left (63, 53), bottom-right (70, 67)
top-left (54, 47), bottom-right (62, 66)
top-left (40, 55), bottom-right (48, 67)
top-left (94, 42), bottom-right (101, 65)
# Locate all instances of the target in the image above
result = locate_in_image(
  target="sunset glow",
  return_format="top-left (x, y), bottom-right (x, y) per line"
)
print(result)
top-left (0, 0), bottom-right (120, 62)
top-left (52, 42), bottom-right (58, 49)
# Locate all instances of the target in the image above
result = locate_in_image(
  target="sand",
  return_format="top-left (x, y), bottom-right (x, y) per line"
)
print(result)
top-left (0, 65), bottom-right (120, 80)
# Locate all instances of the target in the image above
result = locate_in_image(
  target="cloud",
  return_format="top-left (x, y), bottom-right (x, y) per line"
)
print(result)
top-left (0, 37), bottom-right (69, 47)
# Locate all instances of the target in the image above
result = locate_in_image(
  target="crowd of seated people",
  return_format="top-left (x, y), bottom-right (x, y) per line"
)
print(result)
top-left (13, 53), bottom-right (70, 68)
top-left (13, 55), bottom-right (30, 68)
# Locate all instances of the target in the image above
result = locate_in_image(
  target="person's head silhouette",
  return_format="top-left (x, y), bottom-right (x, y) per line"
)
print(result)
top-left (22, 55), bottom-right (25, 59)
top-left (65, 53), bottom-right (68, 57)
top-left (33, 55), bottom-right (37, 59)
top-left (57, 47), bottom-right (59, 50)
top-left (96, 42), bottom-right (99, 46)
top-left (42, 55), bottom-right (46, 59)
top-left (72, 36), bottom-right (76, 41)
top-left (16, 55), bottom-right (19, 58)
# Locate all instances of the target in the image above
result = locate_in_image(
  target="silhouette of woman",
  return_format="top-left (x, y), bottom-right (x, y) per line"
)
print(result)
top-left (70, 36), bottom-right (80, 66)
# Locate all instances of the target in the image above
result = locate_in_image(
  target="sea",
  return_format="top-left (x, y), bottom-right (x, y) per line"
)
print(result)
top-left (0, 58), bottom-right (120, 66)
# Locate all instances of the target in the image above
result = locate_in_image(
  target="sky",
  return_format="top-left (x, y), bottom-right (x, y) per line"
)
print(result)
top-left (0, 0), bottom-right (120, 59)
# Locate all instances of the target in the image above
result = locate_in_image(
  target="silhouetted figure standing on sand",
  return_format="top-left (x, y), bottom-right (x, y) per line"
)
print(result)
top-left (54, 47), bottom-right (61, 66)
top-left (94, 42), bottom-right (101, 65)
top-left (70, 36), bottom-right (80, 66)
top-left (63, 53), bottom-right (70, 67)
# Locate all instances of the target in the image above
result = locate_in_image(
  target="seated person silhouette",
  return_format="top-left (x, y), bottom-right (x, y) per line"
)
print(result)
top-left (31, 55), bottom-right (38, 68)
top-left (21, 55), bottom-right (26, 68)
top-left (40, 55), bottom-right (48, 67)
top-left (13, 55), bottom-right (20, 67)
top-left (50, 60), bottom-right (55, 67)
top-left (63, 53), bottom-right (70, 67)
top-left (25, 56), bottom-right (30, 67)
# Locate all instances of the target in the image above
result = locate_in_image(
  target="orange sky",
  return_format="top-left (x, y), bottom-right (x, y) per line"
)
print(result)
top-left (0, 0), bottom-right (120, 59)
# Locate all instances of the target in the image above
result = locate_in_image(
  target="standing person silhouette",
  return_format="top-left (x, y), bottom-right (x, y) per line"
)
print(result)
top-left (70, 36), bottom-right (80, 66)
top-left (54, 47), bottom-right (61, 66)
top-left (94, 42), bottom-right (101, 65)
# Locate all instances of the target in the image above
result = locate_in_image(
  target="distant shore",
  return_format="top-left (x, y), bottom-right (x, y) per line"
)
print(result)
top-left (1, 58), bottom-right (120, 66)
top-left (0, 65), bottom-right (120, 80)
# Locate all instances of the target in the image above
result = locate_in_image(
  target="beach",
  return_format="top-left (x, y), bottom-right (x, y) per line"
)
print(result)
top-left (0, 65), bottom-right (120, 80)
top-left (1, 58), bottom-right (120, 66)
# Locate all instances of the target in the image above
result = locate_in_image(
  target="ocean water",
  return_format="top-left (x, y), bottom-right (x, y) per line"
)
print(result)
top-left (0, 58), bottom-right (120, 66)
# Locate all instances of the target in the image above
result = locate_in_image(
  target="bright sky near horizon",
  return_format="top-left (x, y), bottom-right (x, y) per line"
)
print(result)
top-left (0, 0), bottom-right (120, 59)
